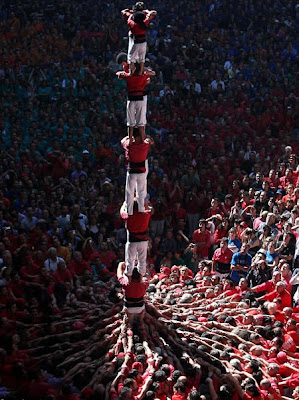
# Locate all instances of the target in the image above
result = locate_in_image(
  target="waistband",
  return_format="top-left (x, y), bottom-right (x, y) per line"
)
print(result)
top-left (129, 161), bottom-right (145, 168)
top-left (128, 169), bottom-right (143, 174)
top-left (128, 94), bottom-right (144, 101)
top-left (124, 300), bottom-right (144, 308)
top-left (128, 231), bottom-right (148, 242)
top-left (126, 296), bottom-right (144, 302)
top-left (134, 34), bottom-right (146, 43)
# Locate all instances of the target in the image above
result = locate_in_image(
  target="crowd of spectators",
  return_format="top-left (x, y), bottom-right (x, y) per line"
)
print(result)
top-left (0, 0), bottom-right (299, 399)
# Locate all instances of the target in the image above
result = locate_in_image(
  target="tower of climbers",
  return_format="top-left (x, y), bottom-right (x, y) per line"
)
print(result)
top-left (117, 2), bottom-right (157, 283)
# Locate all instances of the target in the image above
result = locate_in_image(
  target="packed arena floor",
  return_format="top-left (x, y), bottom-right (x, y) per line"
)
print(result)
top-left (0, 0), bottom-right (299, 399)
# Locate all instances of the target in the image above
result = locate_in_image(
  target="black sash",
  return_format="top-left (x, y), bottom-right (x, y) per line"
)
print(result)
top-left (129, 161), bottom-right (145, 168)
top-left (134, 34), bottom-right (146, 43)
top-left (128, 230), bottom-right (147, 242)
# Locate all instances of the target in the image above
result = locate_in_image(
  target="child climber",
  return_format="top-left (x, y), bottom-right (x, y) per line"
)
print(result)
top-left (121, 2), bottom-right (157, 75)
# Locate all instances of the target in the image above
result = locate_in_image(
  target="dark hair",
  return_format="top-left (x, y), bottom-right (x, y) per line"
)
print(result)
top-left (249, 359), bottom-right (261, 372)
top-left (127, 369), bottom-right (138, 379)
top-left (161, 364), bottom-right (171, 377)
top-left (224, 316), bottom-right (236, 326)
top-left (188, 390), bottom-right (201, 400)
top-left (136, 354), bottom-right (146, 364)
top-left (133, 2), bottom-right (145, 12)
top-left (120, 387), bottom-right (132, 398)
top-left (132, 268), bottom-right (141, 282)
top-left (124, 378), bottom-right (135, 388)
top-left (273, 327), bottom-right (282, 337)
top-left (144, 391), bottom-right (155, 400)
top-left (245, 384), bottom-right (260, 397)
top-left (174, 381), bottom-right (186, 393)
top-left (116, 52), bottom-right (127, 64)
top-left (153, 370), bottom-right (166, 382)
top-left (221, 237), bottom-right (229, 245)
top-left (133, 11), bottom-right (147, 29)
top-left (172, 370), bottom-right (182, 382)
top-left (218, 384), bottom-right (233, 400)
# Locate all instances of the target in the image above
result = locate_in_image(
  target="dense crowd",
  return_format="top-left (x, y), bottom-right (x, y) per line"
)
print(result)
top-left (0, 0), bottom-right (299, 399)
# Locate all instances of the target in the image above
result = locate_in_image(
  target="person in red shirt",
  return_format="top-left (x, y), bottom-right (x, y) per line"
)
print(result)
top-left (47, 151), bottom-right (69, 183)
top-left (121, 128), bottom-right (153, 215)
top-left (19, 256), bottom-right (40, 281)
top-left (251, 270), bottom-right (282, 294)
top-left (212, 237), bottom-right (233, 277)
top-left (285, 319), bottom-right (299, 346)
top-left (53, 260), bottom-right (73, 289)
top-left (117, 65), bottom-right (155, 139)
top-left (279, 168), bottom-right (296, 189)
top-left (117, 262), bottom-right (147, 326)
top-left (179, 266), bottom-right (193, 284)
top-left (282, 184), bottom-right (296, 204)
top-left (214, 218), bottom-right (229, 245)
top-left (121, 201), bottom-right (152, 278)
top-left (243, 383), bottom-right (266, 400)
top-left (172, 381), bottom-right (187, 400)
top-left (121, 6), bottom-right (156, 75)
top-left (27, 369), bottom-right (56, 400)
top-left (260, 281), bottom-right (292, 310)
top-left (68, 251), bottom-right (92, 277)
top-left (192, 219), bottom-right (211, 259)
top-left (97, 242), bottom-right (117, 272)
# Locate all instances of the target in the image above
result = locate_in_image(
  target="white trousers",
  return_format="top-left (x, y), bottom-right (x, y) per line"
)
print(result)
top-left (125, 240), bottom-right (148, 276)
top-left (125, 170), bottom-right (147, 215)
top-left (128, 38), bottom-right (146, 63)
top-left (127, 96), bottom-right (147, 127)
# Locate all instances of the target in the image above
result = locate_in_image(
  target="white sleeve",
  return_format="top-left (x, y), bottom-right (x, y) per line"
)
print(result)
top-left (290, 273), bottom-right (299, 285)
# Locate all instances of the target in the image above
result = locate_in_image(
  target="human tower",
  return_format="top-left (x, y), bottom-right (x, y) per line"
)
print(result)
top-left (117, 2), bottom-right (157, 282)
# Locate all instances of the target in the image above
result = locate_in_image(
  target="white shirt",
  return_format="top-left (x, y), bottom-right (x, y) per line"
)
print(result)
top-left (211, 79), bottom-right (225, 91)
top-left (44, 257), bottom-right (64, 273)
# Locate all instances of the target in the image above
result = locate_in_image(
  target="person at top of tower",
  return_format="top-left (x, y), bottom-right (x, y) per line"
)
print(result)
top-left (121, 2), bottom-right (157, 75)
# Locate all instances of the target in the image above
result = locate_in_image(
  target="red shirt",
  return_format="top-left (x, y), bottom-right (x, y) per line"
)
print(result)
top-left (262, 289), bottom-right (292, 309)
top-left (255, 280), bottom-right (275, 293)
top-left (212, 248), bottom-right (233, 264)
top-left (127, 15), bottom-right (149, 36)
top-left (172, 394), bottom-right (187, 400)
top-left (53, 268), bottom-right (73, 284)
top-left (126, 210), bottom-right (151, 240)
top-left (20, 263), bottom-right (40, 280)
top-left (69, 260), bottom-right (92, 276)
top-left (121, 137), bottom-right (151, 173)
top-left (7, 280), bottom-right (27, 298)
top-left (121, 73), bottom-right (149, 99)
top-left (97, 250), bottom-right (117, 270)
top-left (285, 372), bottom-right (299, 388)
top-left (192, 230), bottom-right (211, 258)
top-left (282, 333), bottom-right (297, 352)
top-left (214, 227), bottom-right (228, 244)
top-left (123, 281), bottom-right (147, 299)
top-left (287, 330), bottom-right (299, 346)
top-left (243, 392), bottom-right (266, 400)
top-left (27, 381), bottom-right (55, 399)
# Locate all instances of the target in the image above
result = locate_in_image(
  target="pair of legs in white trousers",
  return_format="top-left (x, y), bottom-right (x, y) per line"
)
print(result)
top-left (127, 37), bottom-right (147, 64)
top-left (125, 240), bottom-right (148, 276)
top-left (125, 159), bottom-right (148, 215)
top-left (126, 96), bottom-right (147, 127)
